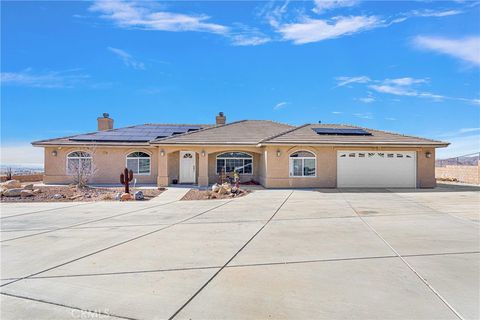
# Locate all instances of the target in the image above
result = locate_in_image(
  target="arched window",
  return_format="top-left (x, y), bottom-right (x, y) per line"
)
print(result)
top-left (216, 152), bottom-right (253, 174)
top-left (67, 151), bottom-right (92, 175)
top-left (126, 151), bottom-right (151, 175)
top-left (289, 151), bottom-right (316, 177)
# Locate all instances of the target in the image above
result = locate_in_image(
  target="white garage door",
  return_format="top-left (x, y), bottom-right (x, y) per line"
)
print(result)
top-left (337, 151), bottom-right (416, 188)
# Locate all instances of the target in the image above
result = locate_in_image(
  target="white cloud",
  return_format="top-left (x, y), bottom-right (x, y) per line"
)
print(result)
top-left (0, 69), bottom-right (89, 88)
top-left (331, 111), bottom-right (343, 114)
top-left (108, 47), bottom-right (145, 70)
top-left (459, 127), bottom-right (480, 133)
top-left (385, 117), bottom-right (396, 121)
top-left (408, 9), bottom-right (463, 18)
top-left (229, 24), bottom-right (271, 46)
top-left (90, 0), bottom-right (228, 34)
top-left (274, 101), bottom-right (288, 110)
top-left (277, 15), bottom-right (381, 44)
top-left (353, 112), bottom-right (373, 119)
top-left (312, 0), bottom-right (359, 14)
top-left (436, 134), bottom-right (480, 158)
top-left (384, 77), bottom-right (428, 86)
top-left (413, 36), bottom-right (480, 65)
top-left (358, 97), bottom-right (375, 103)
top-left (335, 76), bottom-right (370, 87)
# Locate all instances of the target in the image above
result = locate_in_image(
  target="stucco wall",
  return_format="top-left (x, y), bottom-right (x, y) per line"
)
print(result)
top-left (262, 146), bottom-right (436, 188)
top-left (43, 146), bottom-right (158, 184)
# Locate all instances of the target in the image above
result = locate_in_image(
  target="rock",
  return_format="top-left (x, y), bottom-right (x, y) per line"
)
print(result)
top-left (3, 188), bottom-right (23, 197)
top-left (20, 190), bottom-right (34, 197)
top-left (211, 184), bottom-right (220, 192)
top-left (120, 193), bottom-right (133, 201)
top-left (210, 193), bottom-right (218, 199)
top-left (52, 194), bottom-right (64, 199)
top-left (33, 189), bottom-right (41, 194)
top-left (115, 192), bottom-right (122, 201)
top-left (134, 191), bottom-right (144, 200)
top-left (158, 187), bottom-right (166, 191)
top-left (2, 180), bottom-right (21, 189)
top-left (218, 186), bottom-right (227, 195)
top-left (23, 184), bottom-right (34, 190)
top-left (69, 194), bottom-right (82, 200)
top-left (231, 186), bottom-right (238, 194)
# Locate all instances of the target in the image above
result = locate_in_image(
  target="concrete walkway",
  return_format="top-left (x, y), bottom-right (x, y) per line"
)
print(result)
top-left (0, 186), bottom-right (478, 319)
top-left (150, 187), bottom-right (191, 202)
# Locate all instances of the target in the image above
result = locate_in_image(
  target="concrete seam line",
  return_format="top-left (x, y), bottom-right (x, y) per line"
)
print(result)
top-left (0, 202), bottom-right (92, 220)
top-left (339, 190), bottom-right (465, 320)
top-left (0, 200), bottom-right (232, 288)
top-left (168, 190), bottom-right (294, 320)
top-left (386, 189), bottom-right (479, 226)
top-left (0, 292), bottom-right (137, 320)
top-left (3, 250), bottom-right (479, 282)
top-left (0, 199), bottom-right (180, 243)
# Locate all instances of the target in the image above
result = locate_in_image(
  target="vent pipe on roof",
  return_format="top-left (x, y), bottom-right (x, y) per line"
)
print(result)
top-left (97, 113), bottom-right (114, 131)
top-left (216, 112), bottom-right (226, 125)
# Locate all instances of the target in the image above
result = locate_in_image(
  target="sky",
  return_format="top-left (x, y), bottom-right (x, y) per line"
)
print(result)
top-left (1, 0), bottom-right (479, 166)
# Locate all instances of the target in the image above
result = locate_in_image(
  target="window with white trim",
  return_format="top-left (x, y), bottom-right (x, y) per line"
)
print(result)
top-left (216, 152), bottom-right (253, 174)
top-left (67, 151), bottom-right (92, 175)
top-left (289, 151), bottom-right (316, 177)
top-left (126, 152), bottom-right (151, 175)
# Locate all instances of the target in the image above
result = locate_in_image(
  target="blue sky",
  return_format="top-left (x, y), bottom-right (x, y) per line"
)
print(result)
top-left (1, 0), bottom-right (479, 165)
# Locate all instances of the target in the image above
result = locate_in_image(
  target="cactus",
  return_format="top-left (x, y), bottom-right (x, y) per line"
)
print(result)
top-left (120, 168), bottom-right (134, 194)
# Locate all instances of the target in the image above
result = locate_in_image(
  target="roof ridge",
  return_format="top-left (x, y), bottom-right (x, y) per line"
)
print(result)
top-left (259, 123), bottom-right (311, 144)
top-left (150, 120), bottom-right (247, 143)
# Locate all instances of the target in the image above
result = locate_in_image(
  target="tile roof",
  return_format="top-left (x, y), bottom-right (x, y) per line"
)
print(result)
top-left (151, 120), bottom-right (295, 145)
top-left (260, 124), bottom-right (449, 146)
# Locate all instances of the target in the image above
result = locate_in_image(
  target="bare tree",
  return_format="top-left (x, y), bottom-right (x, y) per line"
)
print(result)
top-left (68, 146), bottom-right (98, 188)
top-left (5, 167), bottom-right (13, 181)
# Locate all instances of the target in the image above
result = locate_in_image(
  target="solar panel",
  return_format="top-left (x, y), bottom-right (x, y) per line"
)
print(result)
top-left (312, 128), bottom-right (372, 136)
top-left (70, 124), bottom-right (204, 142)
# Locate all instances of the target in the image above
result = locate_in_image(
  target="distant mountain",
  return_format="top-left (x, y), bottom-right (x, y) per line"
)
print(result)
top-left (436, 154), bottom-right (479, 167)
top-left (0, 163), bottom-right (44, 175)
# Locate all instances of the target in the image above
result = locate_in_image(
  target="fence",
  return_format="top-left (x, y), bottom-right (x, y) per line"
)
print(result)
top-left (435, 152), bottom-right (480, 185)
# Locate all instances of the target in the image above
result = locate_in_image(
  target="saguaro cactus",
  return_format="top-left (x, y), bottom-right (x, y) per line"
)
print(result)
top-left (120, 168), bottom-right (134, 194)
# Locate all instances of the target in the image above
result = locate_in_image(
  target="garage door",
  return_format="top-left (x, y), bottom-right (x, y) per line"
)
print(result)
top-left (337, 151), bottom-right (416, 188)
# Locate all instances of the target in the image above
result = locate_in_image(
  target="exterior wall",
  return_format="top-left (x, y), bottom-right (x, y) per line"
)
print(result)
top-left (436, 162), bottom-right (480, 185)
top-left (263, 145), bottom-right (437, 188)
top-left (43, 146), bottom-right (158, 184)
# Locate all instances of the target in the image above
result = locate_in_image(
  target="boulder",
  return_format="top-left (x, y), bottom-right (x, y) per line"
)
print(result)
top-left (120, 193), bottom-right (133, 201)
top-left (69, 194), bottom-right (82, 200)
top-left (20, 190), bottom-right (34, 197)
top-left (218, 186), bottom-right (227, 195)
top-left (23, 184), bottom-right (34, 190)
top-left (33, 189), bottom-right (41, 194)
top-left (3, 188), bottom-right (22, 197)
top-left (211, 184), bottom-right (220, 192)
top-left (115, 192), bottom-right (122, 201)
top-left (2, 180), bottom-right (21, 189)
top-left (52, 194), bottom-right (64, 199)
top-left (134, 191), bottom-right (144, 200)
top-left (231, 186), bottom-right (238, 194)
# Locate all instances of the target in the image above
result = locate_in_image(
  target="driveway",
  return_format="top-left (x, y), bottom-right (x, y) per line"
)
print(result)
top-left (1, 184), bottom-right (479, 320)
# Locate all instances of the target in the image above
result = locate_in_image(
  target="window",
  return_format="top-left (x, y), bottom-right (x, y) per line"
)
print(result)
top-left (216, 152), bottom-right (253, 174)
top-left (126, 151), bottom-right (151, 175)
top-left (289, 151), bottom-right (316, 177)
top-left (67, 151), bottom-right (92, 175)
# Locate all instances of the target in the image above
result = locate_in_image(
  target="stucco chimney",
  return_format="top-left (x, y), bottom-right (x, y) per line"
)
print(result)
top-left (216, 112), bottom-right (226, 125)
top-left (97, 113), bottom-right (113, 131)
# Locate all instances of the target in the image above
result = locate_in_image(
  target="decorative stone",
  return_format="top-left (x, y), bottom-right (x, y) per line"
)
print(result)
top-left (115, 192), bottom-right (122, 201)
top-left (23, 184), bottom-right (34, 190)
top-left (231, 186), bottom-right (238, 194)
top-left (33, 189), bottom-right (41, 194)
top-left (3, 188), bottom-right (23, 197)
top-left (53, 194), bottom-right (64, 199)
top-left (20, 190), bottom-right (34, 197)
top-left (211, 184), bottom-right (220, 192)
top-left (120, 193), bottom-right (133, 201)
top-left (218, 186), bottom-right (227, 195)
top-left (134, 191), bottom-right (144, 200)
top-left (2, 180), bottom-right (21, 189)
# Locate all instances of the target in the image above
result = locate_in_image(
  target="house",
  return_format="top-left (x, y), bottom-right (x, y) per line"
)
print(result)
top-left (32, 112), bottom-right (449, 188)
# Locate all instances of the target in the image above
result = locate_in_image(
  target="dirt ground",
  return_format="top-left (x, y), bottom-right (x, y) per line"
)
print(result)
top-left (181, 188), bottom-right (250, 201)
top-left (0, 185), bottom-right (164, 202)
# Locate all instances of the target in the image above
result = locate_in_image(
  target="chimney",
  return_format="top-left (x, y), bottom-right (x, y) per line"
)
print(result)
top-left (97, 112), bottom-right (113, 131)
top-left (215, 112), bottom-right (226, 125)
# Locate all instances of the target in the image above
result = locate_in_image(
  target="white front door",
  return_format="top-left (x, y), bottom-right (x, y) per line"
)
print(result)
top-left (337, 151), bottom-right (416, 188)
top-left (179, 151), bottom-right (196, 183)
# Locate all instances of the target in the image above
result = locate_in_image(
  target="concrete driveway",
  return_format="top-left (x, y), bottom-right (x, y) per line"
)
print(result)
top-left (1, 184), bottom-right (479, 320)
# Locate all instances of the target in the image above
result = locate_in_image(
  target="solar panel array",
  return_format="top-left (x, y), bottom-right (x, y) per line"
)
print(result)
top-left (312, 128), bottom-right (372, 136)
top-left (70, 124), bottom-right (203, 142)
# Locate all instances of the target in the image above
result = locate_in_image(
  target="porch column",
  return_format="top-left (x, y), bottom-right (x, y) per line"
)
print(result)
top-left (157, 149), bottom-right (169, 187)
top-left (198, 152), bottom-right (209, 187)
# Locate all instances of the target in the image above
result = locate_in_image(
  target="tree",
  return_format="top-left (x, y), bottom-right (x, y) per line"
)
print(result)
top-left (68, 146), bottom-right (98, 188)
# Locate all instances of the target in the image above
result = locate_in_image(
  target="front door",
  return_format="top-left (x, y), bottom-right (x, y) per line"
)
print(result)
top-left (179, 151), bottom-right (196, 183)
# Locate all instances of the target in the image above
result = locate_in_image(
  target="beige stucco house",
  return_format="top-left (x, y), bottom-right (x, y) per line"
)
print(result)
top-left (32, 112), bottom-right (449, 188)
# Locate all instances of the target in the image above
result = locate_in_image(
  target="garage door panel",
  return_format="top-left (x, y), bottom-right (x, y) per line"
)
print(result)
top-left (337, 151), bottom-right (416, 188)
